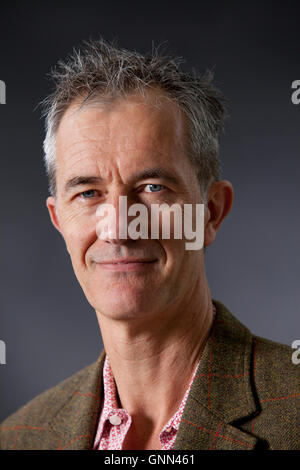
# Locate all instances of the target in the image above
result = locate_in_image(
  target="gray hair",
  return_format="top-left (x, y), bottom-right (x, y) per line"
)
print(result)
top-left (42, 38), bottom-right (227, 199)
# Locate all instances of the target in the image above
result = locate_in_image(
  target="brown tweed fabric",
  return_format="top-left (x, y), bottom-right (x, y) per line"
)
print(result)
top-left (0, 300), bottom-right (299, 450)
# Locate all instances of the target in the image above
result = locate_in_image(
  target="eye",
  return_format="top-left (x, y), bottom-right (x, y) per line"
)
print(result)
top-left (144, 184), bottom-right (165, 193)
top-left (80, 190), bottom-right (98, 199)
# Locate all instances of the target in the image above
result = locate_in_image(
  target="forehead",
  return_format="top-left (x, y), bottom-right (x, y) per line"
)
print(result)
top-left (55, 90), bottom-right (191, 181)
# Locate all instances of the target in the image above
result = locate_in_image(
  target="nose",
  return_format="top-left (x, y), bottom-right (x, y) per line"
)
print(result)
top-left (95, 193), bottom-right (135, 244)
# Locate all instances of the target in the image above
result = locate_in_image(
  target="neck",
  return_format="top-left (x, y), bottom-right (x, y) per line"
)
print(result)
top-left (96, 276), bottom-right (214, 432)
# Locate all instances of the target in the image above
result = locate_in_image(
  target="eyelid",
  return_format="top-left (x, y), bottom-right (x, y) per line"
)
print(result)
top-left (145, 183), bottom-right (166, 193)
top-left (138, 183), bottom-right (167, 192)
top-left (78, 189), bottom-right (102, 198)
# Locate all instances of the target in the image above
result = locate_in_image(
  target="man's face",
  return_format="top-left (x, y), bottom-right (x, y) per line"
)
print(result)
top-left (47, 91), bottom-right (208, 321)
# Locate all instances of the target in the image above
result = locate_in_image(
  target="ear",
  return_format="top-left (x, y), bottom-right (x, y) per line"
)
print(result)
top-left (204, 180), bottom-right (234, 247)
top-left (46, 196), bottom-right (62, 234)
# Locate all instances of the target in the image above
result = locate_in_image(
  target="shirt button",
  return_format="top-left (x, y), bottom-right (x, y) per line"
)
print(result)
top-left (165, 426), bottom-right (172, 433)
top-left (109, 414), bottom-right (122, 426)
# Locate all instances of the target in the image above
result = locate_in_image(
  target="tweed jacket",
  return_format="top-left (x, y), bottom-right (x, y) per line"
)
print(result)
top-left (0, 300), bottom-right (299, 450)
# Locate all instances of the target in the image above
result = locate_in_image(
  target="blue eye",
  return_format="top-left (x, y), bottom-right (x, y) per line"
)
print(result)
top-left (81, 190), bottom-right (96, 198)
top-left (144, 184), bottom-right (164, 193)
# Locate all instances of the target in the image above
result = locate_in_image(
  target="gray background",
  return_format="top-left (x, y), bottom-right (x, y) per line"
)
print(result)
top-left (0, 0), bottom-right (299, 422)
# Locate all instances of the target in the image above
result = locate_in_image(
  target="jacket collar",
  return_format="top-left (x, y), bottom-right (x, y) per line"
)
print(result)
top-left (48, 300), bottom-right (259, 450)
top-left (173, 300), bottom-right (259, 449)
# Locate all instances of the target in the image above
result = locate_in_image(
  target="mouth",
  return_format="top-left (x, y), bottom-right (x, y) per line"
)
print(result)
top-left (95, 259), bottom-right (158, 272)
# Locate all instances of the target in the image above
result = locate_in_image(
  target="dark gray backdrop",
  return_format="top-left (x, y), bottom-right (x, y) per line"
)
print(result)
top-left (0, 0), bottom-right (299, 422)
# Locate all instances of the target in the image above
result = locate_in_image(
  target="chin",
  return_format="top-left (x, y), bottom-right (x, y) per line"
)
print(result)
top-left (90, 288), bottom-right (159, 319)
top-left (96, 301), bottom-right (155, 321)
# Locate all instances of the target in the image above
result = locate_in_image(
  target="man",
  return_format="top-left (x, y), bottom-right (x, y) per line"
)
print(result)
top-left (0, 39), bottom-right (298, 450)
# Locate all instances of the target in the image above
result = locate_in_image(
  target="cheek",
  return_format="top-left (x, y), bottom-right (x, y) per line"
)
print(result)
top-left (162, 237), bottom-right (201, 275)
top-left (60, 210), bottom-right (97, 264)
top-left (160, 238), bottom-right (185, 272)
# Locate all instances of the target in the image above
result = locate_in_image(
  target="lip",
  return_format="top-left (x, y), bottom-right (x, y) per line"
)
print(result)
top-left (95, 259), bottom-right (158, 271)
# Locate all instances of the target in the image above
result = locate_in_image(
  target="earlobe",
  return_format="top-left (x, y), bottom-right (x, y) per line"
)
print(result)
top-left (46, 196), bottom-right (61, 233)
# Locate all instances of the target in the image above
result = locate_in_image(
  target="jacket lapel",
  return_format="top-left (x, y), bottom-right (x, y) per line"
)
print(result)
top-left (173, 300), bottom-right (259, 450)
top-left (47, 351), bottom-right (105, 450)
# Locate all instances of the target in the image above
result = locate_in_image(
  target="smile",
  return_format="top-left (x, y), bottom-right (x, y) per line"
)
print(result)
top-left (95, 259), bottom-right (157, 271)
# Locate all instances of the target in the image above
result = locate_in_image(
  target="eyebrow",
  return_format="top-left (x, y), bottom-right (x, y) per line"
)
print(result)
top-left (128, 168), bottom-right (180, 186)
top-left (64, 167), bottom-right (180, 193)
top-left (64, 176), bottom-right (104, 193)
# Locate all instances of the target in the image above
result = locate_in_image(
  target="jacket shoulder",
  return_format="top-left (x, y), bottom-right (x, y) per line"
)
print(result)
top-left (215, 299), bottom-right (298, 397)
top-left (0, 360), bottom-right (97, 439)
top-left (253, 334), bottom-right (298, 399)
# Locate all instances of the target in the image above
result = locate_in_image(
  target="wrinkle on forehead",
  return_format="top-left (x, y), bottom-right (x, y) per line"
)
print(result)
top-left (55, 89), bottom-right (192, 190)
top-left (57, 89), bottom-right (187, 148)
